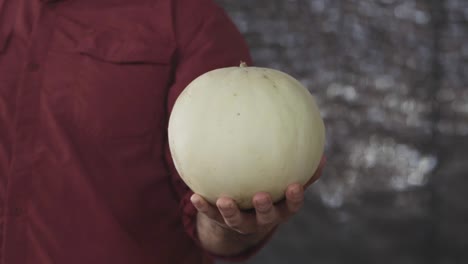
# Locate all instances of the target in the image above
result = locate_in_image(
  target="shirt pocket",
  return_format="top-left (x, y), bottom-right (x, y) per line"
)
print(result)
top-left (45, 20), bottom-right (175, 141)
top-left (76, 27), bottom-right (173, 64)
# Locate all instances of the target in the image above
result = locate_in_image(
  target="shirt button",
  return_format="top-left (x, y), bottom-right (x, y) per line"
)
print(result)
top-left (27, 62), bottom-right (40, 72)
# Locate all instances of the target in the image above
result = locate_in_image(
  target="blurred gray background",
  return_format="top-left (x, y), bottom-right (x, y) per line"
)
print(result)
top-left (215, 0), bottom-right (468, 263)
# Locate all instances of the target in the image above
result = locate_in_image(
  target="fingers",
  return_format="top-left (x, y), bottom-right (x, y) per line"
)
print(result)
top-left (190, 194), bottom-right (223, 223)
top-left (253, 192), bottom-right (279, 226)
top-left (216, 195), bottom-right (281, 234)
top-left (192, 185), bottom-right (307, 235)
top-left (285, 184), bottom-right (305, 213)
top-left (216, 197), bottom-right (245, 231)
top-left (192, 195), bottom-right (256, 234)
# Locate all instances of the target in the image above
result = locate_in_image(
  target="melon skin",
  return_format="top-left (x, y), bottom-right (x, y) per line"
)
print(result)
top-left (168, 63), bottom-right (325, 209)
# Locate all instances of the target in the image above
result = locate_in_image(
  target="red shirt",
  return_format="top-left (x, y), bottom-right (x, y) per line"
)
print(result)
top-left (0, 0), bottom-right (252, 263)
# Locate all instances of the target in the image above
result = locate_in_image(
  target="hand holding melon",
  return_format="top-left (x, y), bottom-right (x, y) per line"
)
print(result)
top-left (168, 62), bottom-right (326, 210)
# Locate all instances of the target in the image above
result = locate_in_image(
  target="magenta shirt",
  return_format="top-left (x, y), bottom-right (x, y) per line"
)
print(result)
top-left (0, 0), bottom-right (253, 263)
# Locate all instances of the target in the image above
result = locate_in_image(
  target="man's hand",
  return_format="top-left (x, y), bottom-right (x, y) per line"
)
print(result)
top-left (190, 157), bottom-right (325, 257)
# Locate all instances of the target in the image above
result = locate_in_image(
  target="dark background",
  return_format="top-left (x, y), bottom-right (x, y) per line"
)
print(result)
top-left (214, 0), bottom-right (468, 263)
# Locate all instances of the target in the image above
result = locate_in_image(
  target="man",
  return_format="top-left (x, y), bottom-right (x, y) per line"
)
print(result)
top-left (0, 0), bottom-right (325, 263)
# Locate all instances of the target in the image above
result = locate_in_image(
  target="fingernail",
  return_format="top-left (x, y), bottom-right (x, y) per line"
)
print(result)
top-left (190, 195), bottom-right (201, 207)
top-left (224, 202), bottom-right (235, 211)
top-left (290, 187), bottom-right (304, 201)
top-left (292, 186), bottom-right (301, 195)
top-left (256, 198), bottom-right (270, 211)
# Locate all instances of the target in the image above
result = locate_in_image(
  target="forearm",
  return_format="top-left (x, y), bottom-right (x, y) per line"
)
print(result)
top-left (196, 213), bottom-right (273, 257)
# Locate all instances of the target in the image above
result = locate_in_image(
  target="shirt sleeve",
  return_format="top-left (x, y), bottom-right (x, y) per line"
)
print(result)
top-left (163, 0), bottom-right (263, 261)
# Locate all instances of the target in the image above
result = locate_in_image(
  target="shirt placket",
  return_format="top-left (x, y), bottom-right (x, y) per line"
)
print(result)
top-left (2, 3), bottom-right (56, 264)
